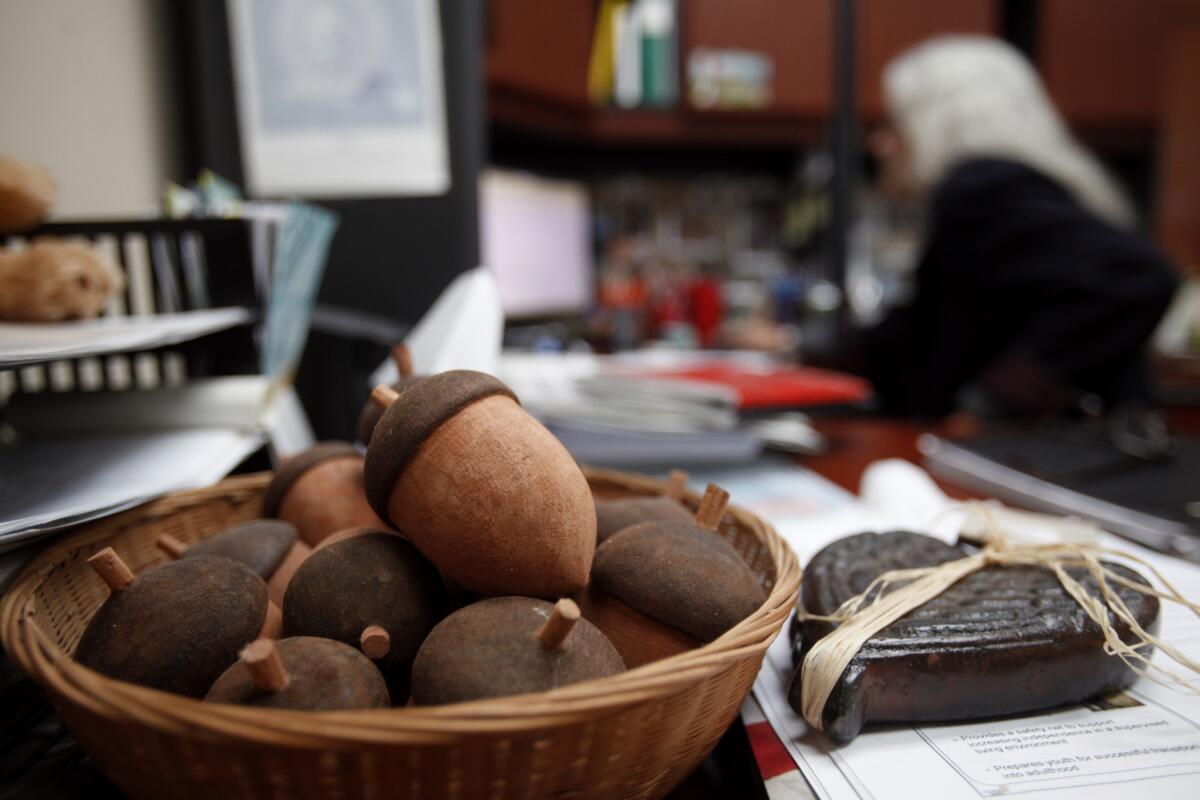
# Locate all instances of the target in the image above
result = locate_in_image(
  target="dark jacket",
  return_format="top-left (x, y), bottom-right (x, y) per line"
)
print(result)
top-left (860, 158), bottom-right (1179, 418)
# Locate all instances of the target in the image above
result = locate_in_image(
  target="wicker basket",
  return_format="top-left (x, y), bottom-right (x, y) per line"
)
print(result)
top-left (1, 467), bottom-right (800, 800)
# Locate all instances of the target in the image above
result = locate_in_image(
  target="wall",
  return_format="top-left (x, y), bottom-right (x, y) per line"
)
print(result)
top-left (0, 0), bottom-right (179, 218)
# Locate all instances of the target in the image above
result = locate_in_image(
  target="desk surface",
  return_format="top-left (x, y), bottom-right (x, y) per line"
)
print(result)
top-left (3, 410), bottom-right (1198, 799)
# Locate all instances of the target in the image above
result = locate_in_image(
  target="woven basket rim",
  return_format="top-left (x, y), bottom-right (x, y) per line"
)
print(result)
top-left (1, 468), bottom-right (801, 747)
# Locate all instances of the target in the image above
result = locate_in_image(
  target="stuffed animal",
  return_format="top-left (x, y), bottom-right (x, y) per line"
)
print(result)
top-left (0, 240), bottom-right (124, 322)
top-left (0, 156), bottom-right (56, 234)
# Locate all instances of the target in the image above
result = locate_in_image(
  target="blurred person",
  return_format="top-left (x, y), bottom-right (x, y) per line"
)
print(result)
top-left (852, 36), bottom-right (1178, 419)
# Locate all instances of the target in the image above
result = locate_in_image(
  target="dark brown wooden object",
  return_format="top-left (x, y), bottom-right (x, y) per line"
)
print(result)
top-left (410, 597), bottom-right (624, 705)
top-left (157, 519), bottom-right (309, 607)
top-left (74, 548), bottom-right (277, 698)
top-left (205, 636), bottom-right (390, 710)
top-left (355, 344), bottom-right (424, 446)
top-left (594, 469), bottom-right (691, 545)
top-left (363, 371), bottom-right (596, 598)
top-left (263, 442), bottom-right (387, 547)
top-left (788, 530), bottom-right (1162, 743)
top-left (282, 533), bottom-right (445, 688)
top-left (580, 485), bottom-right (766, 668)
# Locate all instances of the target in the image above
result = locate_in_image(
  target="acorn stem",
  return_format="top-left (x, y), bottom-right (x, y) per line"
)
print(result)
top-left (392, 343), bottom-right (414, 378)
top-left (538, 599), bottom-right (581, 649)
top-left (370, 384), bottom-right (399, 410)
top-left (241, 638), bottom-right (288, 692)
top-left (663, 469), bottom-right (688, 500)
top-left (87, 547), bottom-right (135, 593)
top-left (695, 484), bottom-right (730, 530)
top-left (155, 534), bottom-right (187, 559)
top-left (360, 625), bottom-right (391, 659)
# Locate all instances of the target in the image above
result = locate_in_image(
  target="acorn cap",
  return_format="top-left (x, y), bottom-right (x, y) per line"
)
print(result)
top-left (75, 554), bottom-right (270, 698)
top-left (363, 371), bottom-right (518, 524)
top-left (165, 520), bottom-right (298, 579)
top-left (410, 596), bottom-right (624, 705)
top-left (282, 533), bottom-right (445, 678)
top-left (592, 521), bottom-right (766, 644)
top-left (595, 497), bottom-right (692, 544)
top-left (205, 636), bottom-right (390, 711)
top-left (355, 375), bottom-right (424, 446)
top-left (262, 442), bottom-right (362, 518)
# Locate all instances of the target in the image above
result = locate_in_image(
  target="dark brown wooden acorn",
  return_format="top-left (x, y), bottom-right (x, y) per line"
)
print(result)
top-left (74, 548), bottom-right (281, 697)
top-left (579, 484), bottom-right (767, 668)
top-left (157, 519), bottom-right (310, 607)
top-left (283, 533), bottom-right (445, 692)
top-left (410, 597), bottom-right (624, 705)
top-left (595, 469), bottom-right (691, 545)
top-left (363, 371), bottom-right (596, 598)
top-left (205, 636), bottom-right (390, 710)
top-left (263, 441), bottom-right (387, 547)
top-left (355, 344), bottom-right (424, 446)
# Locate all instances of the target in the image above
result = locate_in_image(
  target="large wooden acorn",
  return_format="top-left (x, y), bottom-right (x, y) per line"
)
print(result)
top-left (364, 371), bottom-right (596, 598)
top-left (595, 469), bottom-right (691, 545)
top-left (283, 532), bottom-right (444, 693)
top-left (156, 519), bottom-right (310, 607)
top-left (579, 484), bottom-right (767, 668)
top-left (205, 636), bottom-right (390, 711)
top-left (410, 597), bottom-right (624, 705)
top-left (355, 344), bottom-right (424, 446)
top-left (263, 441), bottom-right (386, 547)
top-left (74, 548), bottom-right (282, 698)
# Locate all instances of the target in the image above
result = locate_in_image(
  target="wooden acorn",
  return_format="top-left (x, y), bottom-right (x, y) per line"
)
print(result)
top-left (355, 344), bottom-right (424, 446)
top-left (74, 548), bottom-right (282, 698)
top-left (283, 532), bottom-right (445, 693)
top-left (205, 636), bottom-right (390, 711)
top-left (578, 484), bottom-right (767, 668)
top-left (262, 441), bottom-right (387, 547)
top-left (410, 597), bottom-right (624, 705)
top-left (363, 371), bottom-right (596, 598)
top-left (594, 469), bottom-right (691, 545)
top-left (157, 519), bottom-right (310, 607)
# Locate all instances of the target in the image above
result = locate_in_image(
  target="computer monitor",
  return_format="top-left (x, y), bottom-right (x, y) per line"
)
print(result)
top-left (479, 168), bottom-right (594, 319)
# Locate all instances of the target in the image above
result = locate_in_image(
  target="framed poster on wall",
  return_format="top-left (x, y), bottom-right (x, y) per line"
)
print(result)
top-left (226, 0), bottom-right (451, 198)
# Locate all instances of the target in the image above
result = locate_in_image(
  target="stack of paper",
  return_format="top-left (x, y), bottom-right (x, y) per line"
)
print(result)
top-left (0, 308), bottom-right (252, 369)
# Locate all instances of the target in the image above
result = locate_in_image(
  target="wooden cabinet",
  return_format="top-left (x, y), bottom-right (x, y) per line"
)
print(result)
top-left (858, 0), bottom-right (997, 119)
top-left (1038, 0), bottom-right (1168, 128)
top-left (486, 0), bottom-right (594, 108)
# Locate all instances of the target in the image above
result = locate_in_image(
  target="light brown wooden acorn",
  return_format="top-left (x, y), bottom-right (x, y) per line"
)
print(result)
top-left (410, 597), bottom-right (624, 705)
top-left (595, 469), bottom-right (691, 545)
top-left (74, 548), bottom-right (281, 697)
top-left (577, 484), bottom-right (767, 668)
top-left (156, 519), bottom-right (310, 607)
top-left (283, 533), bottom-right (445, 695)
top-left (205, 636), bottom-right (390, 710)
top-left (355, 344), bottom-right (424, 446)
top-left (363, 371), bottom-right (596, 598)
top-left (262, 441), bottom-right (387, 547)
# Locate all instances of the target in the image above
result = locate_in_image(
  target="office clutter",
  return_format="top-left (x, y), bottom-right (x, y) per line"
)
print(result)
top-left (0, 193), bottom-right (335, 551)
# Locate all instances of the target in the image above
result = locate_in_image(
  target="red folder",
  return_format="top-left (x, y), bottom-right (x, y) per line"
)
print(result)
top-left (631, 363), bottom-right (872, 410)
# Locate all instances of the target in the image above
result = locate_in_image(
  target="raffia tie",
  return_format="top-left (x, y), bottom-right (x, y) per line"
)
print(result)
top-left (796, 517), bottom-right (1200, 732)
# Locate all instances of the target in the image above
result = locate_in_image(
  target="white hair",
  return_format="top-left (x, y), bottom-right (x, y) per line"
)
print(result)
top-left (883, 36), bottom-right (1135, 228)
